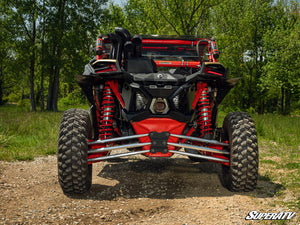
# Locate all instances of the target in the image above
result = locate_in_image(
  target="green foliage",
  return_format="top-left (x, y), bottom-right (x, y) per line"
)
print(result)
top-left (211, 0), bottom-right (274, 112)
top-left (1, 0), bottom-right (109, 112)
top-left (58, 88), bottom-right (87, 108)
top-left (1, 0), bottom-right (299, 115)
top-left (211, 0), bottom-right (300, 114)
top-left (260, 1), bottom-right (300, 114)
top-left (17, 99), bottom-right (31, 108)
top-left (100, 0), bottom-right (216, 35)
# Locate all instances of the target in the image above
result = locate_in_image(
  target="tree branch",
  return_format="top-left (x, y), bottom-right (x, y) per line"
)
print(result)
top-left (139, 7), bottom-right (159, 31)
top-left (174, 0), bottom-right (187, 34)
top-left (188, 0), bottom-right (205, 34)
top-left (20, 15), bottom-right (33, 41)
top-left (153, 0), bottom-right (181, 35)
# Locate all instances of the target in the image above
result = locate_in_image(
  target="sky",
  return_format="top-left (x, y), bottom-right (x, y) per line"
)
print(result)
top-left (110, 0), bottom-right (126, 6)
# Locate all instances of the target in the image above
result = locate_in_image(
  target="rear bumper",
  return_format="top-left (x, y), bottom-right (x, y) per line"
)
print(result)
top-left (88, 133), bottom-right (230, 165)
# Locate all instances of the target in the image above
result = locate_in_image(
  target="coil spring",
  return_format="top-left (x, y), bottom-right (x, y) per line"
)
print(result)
top-left (99, 83), bottom-right (114, 139)
top-left (197, 84), bottom-right (212, 138)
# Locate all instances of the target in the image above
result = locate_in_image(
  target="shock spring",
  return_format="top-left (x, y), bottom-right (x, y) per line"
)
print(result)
top-left (197, 83), bottom-right (212, 138)
top-left (99, 83), bottom-right (115, 139)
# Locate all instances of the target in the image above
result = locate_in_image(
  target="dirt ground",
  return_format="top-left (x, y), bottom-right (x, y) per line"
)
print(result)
top-left (0, 154), bottom-right (298, 225)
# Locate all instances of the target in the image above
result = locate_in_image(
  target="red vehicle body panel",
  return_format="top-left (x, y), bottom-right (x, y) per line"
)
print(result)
top-left (131, 118), bottom-right (186, 157)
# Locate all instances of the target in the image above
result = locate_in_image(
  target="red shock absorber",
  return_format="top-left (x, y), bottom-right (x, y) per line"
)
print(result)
top-left (99, 83), bottom-right (115, 140)
top-left (197, 82), bottom-right (213, 138)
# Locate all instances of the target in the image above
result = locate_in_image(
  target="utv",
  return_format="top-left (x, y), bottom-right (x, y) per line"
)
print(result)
top-left (57, 27), bottom-right (258, 194)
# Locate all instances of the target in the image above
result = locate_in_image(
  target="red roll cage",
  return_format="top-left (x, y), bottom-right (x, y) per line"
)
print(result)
top-left (96, 35), bottom-right (220, 69)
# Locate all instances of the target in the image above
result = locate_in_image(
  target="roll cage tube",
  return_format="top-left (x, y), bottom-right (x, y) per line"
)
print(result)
top-left (141, 38), bottom-right (219, 68)
top-left (95, 32), bottom-right (220, 70)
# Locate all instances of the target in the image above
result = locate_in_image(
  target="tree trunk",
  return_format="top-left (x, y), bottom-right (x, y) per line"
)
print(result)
top-left (248, 66), bottom-right (253, 107)
top-left (47, 63), bottom-right (61, 111)
top-left (29, 2), bottom-right (36, 111)
top-left (258, 97), bottom-right (264, 114)
top-left (40, 0), bottom-right (45, 111)
top-left (284, 87), bottom-right (291, 115)
top-left (52, 66), bottom-right (60, 112)
top-left (47, 65), bottom-right (54, 111)
top-left (46, 0), bottom-right (66, 111)
top-left (280, 86), bottom-right (284, 114)
top-left (0, 63), bottom-right (4, 105)
top-left (41, 67), bottom-right (45, 111)
top-left (29, 54), bottom-right (36, 111)
top-left (46, 49), bottom-right (61, 112)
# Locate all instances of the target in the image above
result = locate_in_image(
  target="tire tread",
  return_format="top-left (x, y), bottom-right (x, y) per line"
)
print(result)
top-left (220, 112), bottom-right (258, 192)
top-left (57, 108), bottom-right (92, 194)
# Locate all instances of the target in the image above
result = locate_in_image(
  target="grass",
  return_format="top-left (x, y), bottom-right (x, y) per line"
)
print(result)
top-left (254, 113), bottom-right (300, 148)
top-left (0, 103), bottom-right (89, 161)
top-left (252, 114), bottom-right (299, 211)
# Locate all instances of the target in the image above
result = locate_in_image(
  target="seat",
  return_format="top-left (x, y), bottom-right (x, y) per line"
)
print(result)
top-left (125, 57), bottom-right (157, 73)
top-left (123, 34), bottom-right (156, 73)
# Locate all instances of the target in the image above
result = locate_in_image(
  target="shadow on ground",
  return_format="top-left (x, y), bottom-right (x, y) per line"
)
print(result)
top-left (69, 157), bottom-right (285, 200)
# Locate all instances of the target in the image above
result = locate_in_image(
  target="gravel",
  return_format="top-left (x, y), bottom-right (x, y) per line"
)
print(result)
top-left (0, 155), bottom-right (298, 224)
